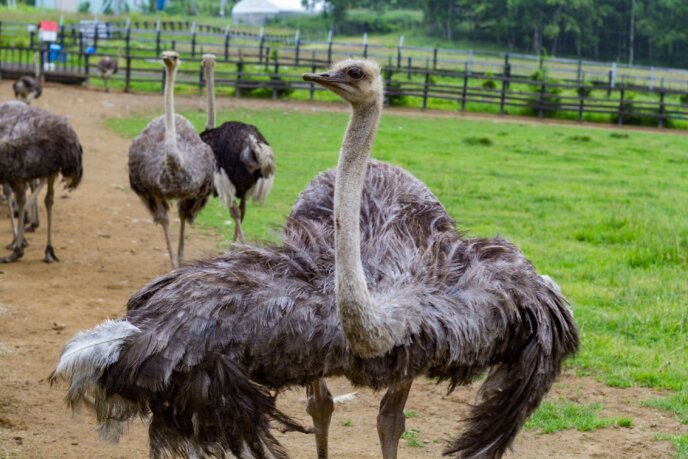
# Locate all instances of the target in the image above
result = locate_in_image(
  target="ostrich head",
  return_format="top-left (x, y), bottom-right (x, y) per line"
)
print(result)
top-left (201, 53), bottom-right (216, 69)
top-left (161, 51), bottom-right (180, 71)
top-left (303, 59), bottom-right (382, 106)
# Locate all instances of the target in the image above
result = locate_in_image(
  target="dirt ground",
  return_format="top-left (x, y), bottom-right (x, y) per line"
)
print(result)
top-left (0, 81), bottom-right (686, 458)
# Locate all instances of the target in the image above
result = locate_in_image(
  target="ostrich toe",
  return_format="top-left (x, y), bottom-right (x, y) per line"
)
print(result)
top-left (1, 247), bottom-right (24, 263)
top-left (43, 245), bottom-right (59, 263)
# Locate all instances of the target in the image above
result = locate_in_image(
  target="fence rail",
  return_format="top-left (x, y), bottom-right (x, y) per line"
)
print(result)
top-left (1, 20), bottom-right (687, 128)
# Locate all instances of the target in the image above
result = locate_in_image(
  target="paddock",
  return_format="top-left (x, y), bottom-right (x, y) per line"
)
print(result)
top-left (0, 81), bottom-right (685, 458)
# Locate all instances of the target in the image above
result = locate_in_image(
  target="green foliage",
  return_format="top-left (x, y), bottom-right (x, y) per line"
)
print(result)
top-left (339, 419), bottom-right (353, 427)
top-left (463, 136), bottom-right (493, 146)
top-left (655, 433), bottom-right (688, 458)
top-left (401, 428), bottom-right (424, 448)
top-left (526, 84), bottom-right (562, 118)
top-left (644, 391), bottom-right (688, 424)
top-left (576, 82), bottom-right (594, 98)
top-left (525, 401), bottom-right (633, 433)
top-left (77, 1), bottom-right (90, 13)
top-left (680, 94), bottom-right (688, 105)
top-left (403, 410), bottom-right (418, 418)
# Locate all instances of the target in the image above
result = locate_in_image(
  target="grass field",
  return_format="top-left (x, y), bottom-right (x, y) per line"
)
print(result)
top-left (107, 106), bottom-right (688, 448)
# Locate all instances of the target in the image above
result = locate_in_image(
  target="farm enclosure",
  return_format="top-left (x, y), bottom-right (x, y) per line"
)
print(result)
top-left (0, 81), bottom-right (687, 457)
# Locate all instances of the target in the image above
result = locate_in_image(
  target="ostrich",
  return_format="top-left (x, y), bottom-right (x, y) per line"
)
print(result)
top-left (52, 60), bottom-right (578, 458)
top-left (127, 51), bottom-right (215, 269)
top-left (97, 50), bottom-right (121, 93)
top-left (0, 101), bottom-right (83, 263)
top-left (199, 54), bottom-right (275, 243)
top-left (13, 52), bottom-right (42, 104)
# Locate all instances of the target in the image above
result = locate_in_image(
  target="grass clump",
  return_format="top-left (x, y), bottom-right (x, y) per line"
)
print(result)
top-left (655, 433), bottom-right (688, 458)
top-left (644, 391), bottom-right (688, 424)
top-left (525, 401), bottom-right (633, 433)
top-left (463, 136), bottom-right (493, 146)
top-left (401, 428), bottom-right (424, 448)
top-left (339, 419), bottom-right (353, 427)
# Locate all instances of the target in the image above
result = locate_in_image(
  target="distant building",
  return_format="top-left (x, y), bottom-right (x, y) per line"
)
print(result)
top-left (231, 0), bottom-right (321, 26)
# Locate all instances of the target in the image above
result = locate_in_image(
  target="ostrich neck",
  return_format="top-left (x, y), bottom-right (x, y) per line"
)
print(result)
top-left (204, 65), bottom-right (216, 130)
top-left (163, 64), bottom-right (182, 166)
top-left (335, 99), bottom-right (395, 358)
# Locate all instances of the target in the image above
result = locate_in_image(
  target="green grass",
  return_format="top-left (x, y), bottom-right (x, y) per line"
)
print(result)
top-left (524, 401), bottom-right (633, 433)
top-left (401, 428), bottom-right (424, 448)
top-left (339, 419), bottom-right (353, 427)
top-left (106, 105), bottom-right (688, 428)
top-left (656, 433), bottom-right (688, 458)
top-left (644, 392), bottom-right (688, 424)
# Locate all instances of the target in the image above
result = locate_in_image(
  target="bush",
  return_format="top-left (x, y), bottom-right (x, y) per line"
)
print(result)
top-left (680, 93), bottom-right (688, 105)
top-left (611, 91), bottom-right (673, 127)
top-left (77, 1), bottom-right (90, 12)
top-left (526, 85), bottom-right (562, 117)
top-left (577, 82), bottom-right (593, 98)
top-left (482, 71), bottom-right (496, 89)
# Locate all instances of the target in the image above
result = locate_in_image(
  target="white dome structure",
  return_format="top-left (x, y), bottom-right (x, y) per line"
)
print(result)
top-left (232, 0), bottom-right (321, 25)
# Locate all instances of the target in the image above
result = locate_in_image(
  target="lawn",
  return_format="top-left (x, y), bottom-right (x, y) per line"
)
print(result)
top-left (106, 105), bottom-right (688, 441)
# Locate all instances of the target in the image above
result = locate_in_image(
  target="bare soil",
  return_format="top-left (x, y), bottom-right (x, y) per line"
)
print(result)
top-left (0, 82), bottom-right (685, 458)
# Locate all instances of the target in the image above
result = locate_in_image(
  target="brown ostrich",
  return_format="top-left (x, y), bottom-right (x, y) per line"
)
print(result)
top-left (52, 60), bottom-right (578, 458)
top-left (127, 51), bottom-right (215, 269)
top-left (199, 54), bottom-right (275, 243)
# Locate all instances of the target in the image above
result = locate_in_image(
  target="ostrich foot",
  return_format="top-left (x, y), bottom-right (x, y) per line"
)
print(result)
top-left (43, 245), bottom-right (59, 263)
top-left (1, 247), bottom-right (24, 263)
top-left (6, 237), bottom-right (28, 250)
top-left (25, 222), bottom-right (39, 233)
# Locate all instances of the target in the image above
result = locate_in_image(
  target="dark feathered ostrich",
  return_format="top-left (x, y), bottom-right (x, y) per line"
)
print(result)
top-left (13, 52), bottom-right (42, 104)
top-left (52, 60), bottom-right (578, 458)
top-left (0, 101), bottom-right (83, 263)
top-left (199, 54), bottom-right (275, 243)
top-left (127, 51), bottom-right (215, 269)
top-left (96, 50), bottom-right (121, 93)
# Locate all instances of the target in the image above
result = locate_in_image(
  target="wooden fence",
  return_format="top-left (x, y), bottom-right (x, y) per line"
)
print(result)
top-left (1, 21), bottom-right (687, 128)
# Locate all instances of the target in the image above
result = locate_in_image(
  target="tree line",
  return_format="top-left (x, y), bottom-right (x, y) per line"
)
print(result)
top-left (318, 0), bottom-right (688, 68)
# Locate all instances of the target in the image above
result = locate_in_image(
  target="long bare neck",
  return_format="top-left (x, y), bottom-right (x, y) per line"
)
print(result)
top-left (163, 64), bottom-right (182, 167)
top-left (204, 65), bottom-right (216, 130)
top-left (335, 98), bottom-right (395, 358)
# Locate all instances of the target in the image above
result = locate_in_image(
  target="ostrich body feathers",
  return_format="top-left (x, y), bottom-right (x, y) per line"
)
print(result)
top-left (0, 102), bottom-right (83, 189)
top-left (54, 161), bottom-right (577, 458)
top-left (128, 114), bottom-right (215, 223)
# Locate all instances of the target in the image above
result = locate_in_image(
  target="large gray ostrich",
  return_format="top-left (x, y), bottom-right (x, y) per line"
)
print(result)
top-left (0, 100), bottom-right (83, 263)
top-left (199, 54), bottom-right (275, 243)
top-left (127, 51), bottom-right (215, 269)
top-left (51, 60), bottom-right (578, 458)
top-left (96, 50), bottom-right (121, 93)
top-left (13, 52), bottom-right (42, 104)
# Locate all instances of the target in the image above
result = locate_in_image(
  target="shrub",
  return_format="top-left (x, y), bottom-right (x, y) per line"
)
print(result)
top-left (77, 1), bottom-right (90, 12)
top-left (482, 72), bottom-right (496, 89)
top-left (577, 82), bottom-right (593, 98)
top-left (526, 85), bottom-right (562, 117)
top-left (680, 93), bottom-right (688, 105)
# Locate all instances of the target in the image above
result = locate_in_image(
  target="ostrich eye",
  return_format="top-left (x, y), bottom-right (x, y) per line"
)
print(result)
top-left (347, 67), bottom-right (364, 80)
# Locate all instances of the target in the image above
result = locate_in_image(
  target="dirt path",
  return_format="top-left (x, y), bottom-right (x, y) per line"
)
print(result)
top-left (0, 82), bottom-right (685, 458)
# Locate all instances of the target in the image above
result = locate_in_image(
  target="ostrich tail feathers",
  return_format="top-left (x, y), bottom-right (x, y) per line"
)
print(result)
top-left (445, 278), bottom-right (578, 459)
top-left (50, 320), bottom-right (142, 442)
top-left (213, 168), bottom-right (237, 208)
top-left (247, 174), bottom-right (274, 205)
top-left (248, 135), bottom-right (276, 179)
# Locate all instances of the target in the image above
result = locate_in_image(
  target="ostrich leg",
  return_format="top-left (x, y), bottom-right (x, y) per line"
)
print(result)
top-left (26, 179), bottom-right (41, 232)
top-left (153, 201), bottom-right (177, 269)
top-left (377, 380), bottom-right (413, 459)
top-left (177, 212), bottom-right (186, 266)
top-left (306, 378), bottom-right (335, 459)
top-left (3, 183), bottom-right (18, 244)
top-left (230, 202), bottom-right (246, 243)
top-left (43, 175), bottom-right (58, 263)
top-left (2, 179), bottom-right (46, 262)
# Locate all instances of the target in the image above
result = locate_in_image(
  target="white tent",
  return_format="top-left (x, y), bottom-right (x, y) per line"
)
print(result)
top-left (232, 0), bottom-right (321, 26)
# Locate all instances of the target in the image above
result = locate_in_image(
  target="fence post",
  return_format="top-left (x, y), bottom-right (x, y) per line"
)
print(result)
top-left (422, 68), bottom-right (429, 110)
top-left (538, 81), bottom-right (546, 119)
top-left (362, 32), bottom-right (368, 59)
top-left (30, 30), bottom-right (35, 49)
top-left (577, 60), bottom-right (582, 84)
top-left (259, 27), bottom-right (265, 63)
top-left (39, 44), bottom-right (45, 79)
top-left (503, 53), bottom-right (511, 89)
top-left (191, 22), bottom-right (197, 58)
top-left (272, 57), bottom-right (279, 99)
top-left (84, 53), bottom-right (90, 78)
top-left (577, 81), bottom-right (585, 123)
top-left (499, 59), bottom-right (508, 116)
top-left (294, 29), bottom-right (300, 65)
top-left (461, 64), bottom-right (468, 112)
top-left (433, 48), bottom-right (438, 70)
top-left (0, 22), bottom-right (3, 41)
top-left (658, 83), bottom-right (665, 128)
top-left (309, 53), bottom-right (316, 102)
top-left (396, 35), bottom-right (404, 69)
top-left (59, 24), bottom-right (65, 48)
top-left (78, 32), bottom-right (83, 68)
top-left (384, 67), bottom-right (394, 106)
top-left (155, 20), bottom-right (161, 56)
top-left (224, 25), bottom-right (230, 62)
top-left (236, 60), bottom-right (243, 97)
top-left (617, 86), bottom-right (625, 126)
top-left (198, 60), bottom-right (204, 95)
top-left (94, 23), bottom-right (99, 51)
top-left (264, 46), bottom-right (271, 71)
top-left (407, 57), bottom-right (412, 79)
top-left (124, 55), bottom-right (131, 92)
top-left (327, 29), bottom-right (333, 64)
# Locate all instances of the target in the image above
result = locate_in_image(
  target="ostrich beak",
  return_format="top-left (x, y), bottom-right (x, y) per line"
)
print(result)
top-left (302, 71), bottom-right (344, 84)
